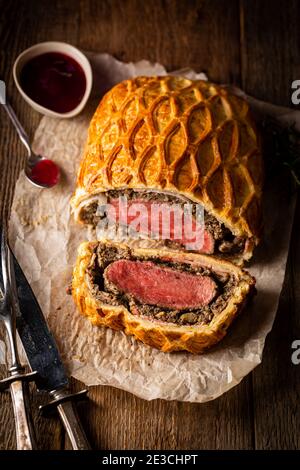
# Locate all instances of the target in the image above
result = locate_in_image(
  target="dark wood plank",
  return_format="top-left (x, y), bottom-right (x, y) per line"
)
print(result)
top-left (250, 206), bottom-right (300, 449)
top-left (240, 0), bottom-right (300, 104)
top-left (70, 376), bottom-right (254, 450)
top-left (78, 0), bottom-right (241, 84)
top-left (240, 0), bottom-right (300, 449)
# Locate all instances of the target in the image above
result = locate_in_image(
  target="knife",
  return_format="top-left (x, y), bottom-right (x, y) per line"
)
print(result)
top-left (4, 250), bottom-right (91, 450)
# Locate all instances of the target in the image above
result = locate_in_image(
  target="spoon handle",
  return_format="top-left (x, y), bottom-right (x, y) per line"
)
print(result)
top-left (3, 98), bottom-right (32, 157)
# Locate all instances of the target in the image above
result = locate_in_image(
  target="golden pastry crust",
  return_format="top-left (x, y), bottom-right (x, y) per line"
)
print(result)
top-left (72, 76), bottom-right (263, 260)
top-left (72, 241), bottom-right (255, 354)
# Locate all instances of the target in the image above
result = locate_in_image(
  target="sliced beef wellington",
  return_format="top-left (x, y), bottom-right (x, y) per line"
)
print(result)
top-left (76, 189), bottom-right (248, 259)
top-left (71, 76), bottom-right (263, 264)
top-left (72, 241), bottom-right (255, 353)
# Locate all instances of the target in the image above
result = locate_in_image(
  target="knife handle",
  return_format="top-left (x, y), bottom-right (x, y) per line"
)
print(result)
top-left (39, 389), bottom-right (90, 450)
top-left (10, 379), bottom-right (37, 450)
top-left (57, 400), bottom-right (91, 450)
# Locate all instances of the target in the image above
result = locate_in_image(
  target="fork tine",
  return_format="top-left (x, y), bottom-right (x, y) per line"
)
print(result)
top-left (0, 224), bottom-right (12, 314)
top-left (1, 224), bottom-right (8, 294)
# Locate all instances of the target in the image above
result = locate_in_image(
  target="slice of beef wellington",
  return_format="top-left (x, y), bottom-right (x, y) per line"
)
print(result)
top-left (75, 189), bottom-right (247, 260)
top-left (71, 76), bottom-right (263, 264)
top-left (72, 241), bottom-right (255, 353)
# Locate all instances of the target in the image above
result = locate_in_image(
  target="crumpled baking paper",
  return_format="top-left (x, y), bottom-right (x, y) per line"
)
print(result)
top-left (2, 53), bottom-right (297, 402)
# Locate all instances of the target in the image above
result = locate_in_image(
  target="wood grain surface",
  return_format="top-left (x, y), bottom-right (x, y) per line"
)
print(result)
top-left (0, 0), bottom-right (299, 450)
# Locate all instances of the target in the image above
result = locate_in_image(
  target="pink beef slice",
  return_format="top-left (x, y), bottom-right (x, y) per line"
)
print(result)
top-left (108, 198), bottom-right (215, 254)
top-left (105, 260), bottom-right (217, 310)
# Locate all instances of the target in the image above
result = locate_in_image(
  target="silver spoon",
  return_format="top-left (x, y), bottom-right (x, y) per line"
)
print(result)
top-left (2, 97), bottom-right (60, 188)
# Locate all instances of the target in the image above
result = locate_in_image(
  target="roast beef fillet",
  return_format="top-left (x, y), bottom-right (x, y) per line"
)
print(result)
top-left (107, 197), bottom-right (215, 254)
top-left (80, 190), bottom-right (245, 256)
top-left (85, 242), bottom-right (240, 326)
top-left (104, 260), bottom-right (217, 310)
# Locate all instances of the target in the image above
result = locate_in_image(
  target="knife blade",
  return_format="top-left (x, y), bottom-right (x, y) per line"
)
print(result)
top-left (2, 250), bottom-right (91, 450)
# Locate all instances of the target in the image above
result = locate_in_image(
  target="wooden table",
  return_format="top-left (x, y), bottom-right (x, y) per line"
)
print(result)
top-left (0, 0), bottom-right (299, 450)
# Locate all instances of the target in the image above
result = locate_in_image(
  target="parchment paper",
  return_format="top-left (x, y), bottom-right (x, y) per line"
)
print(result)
top-left (2, 53), bottom-right (298, 402)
